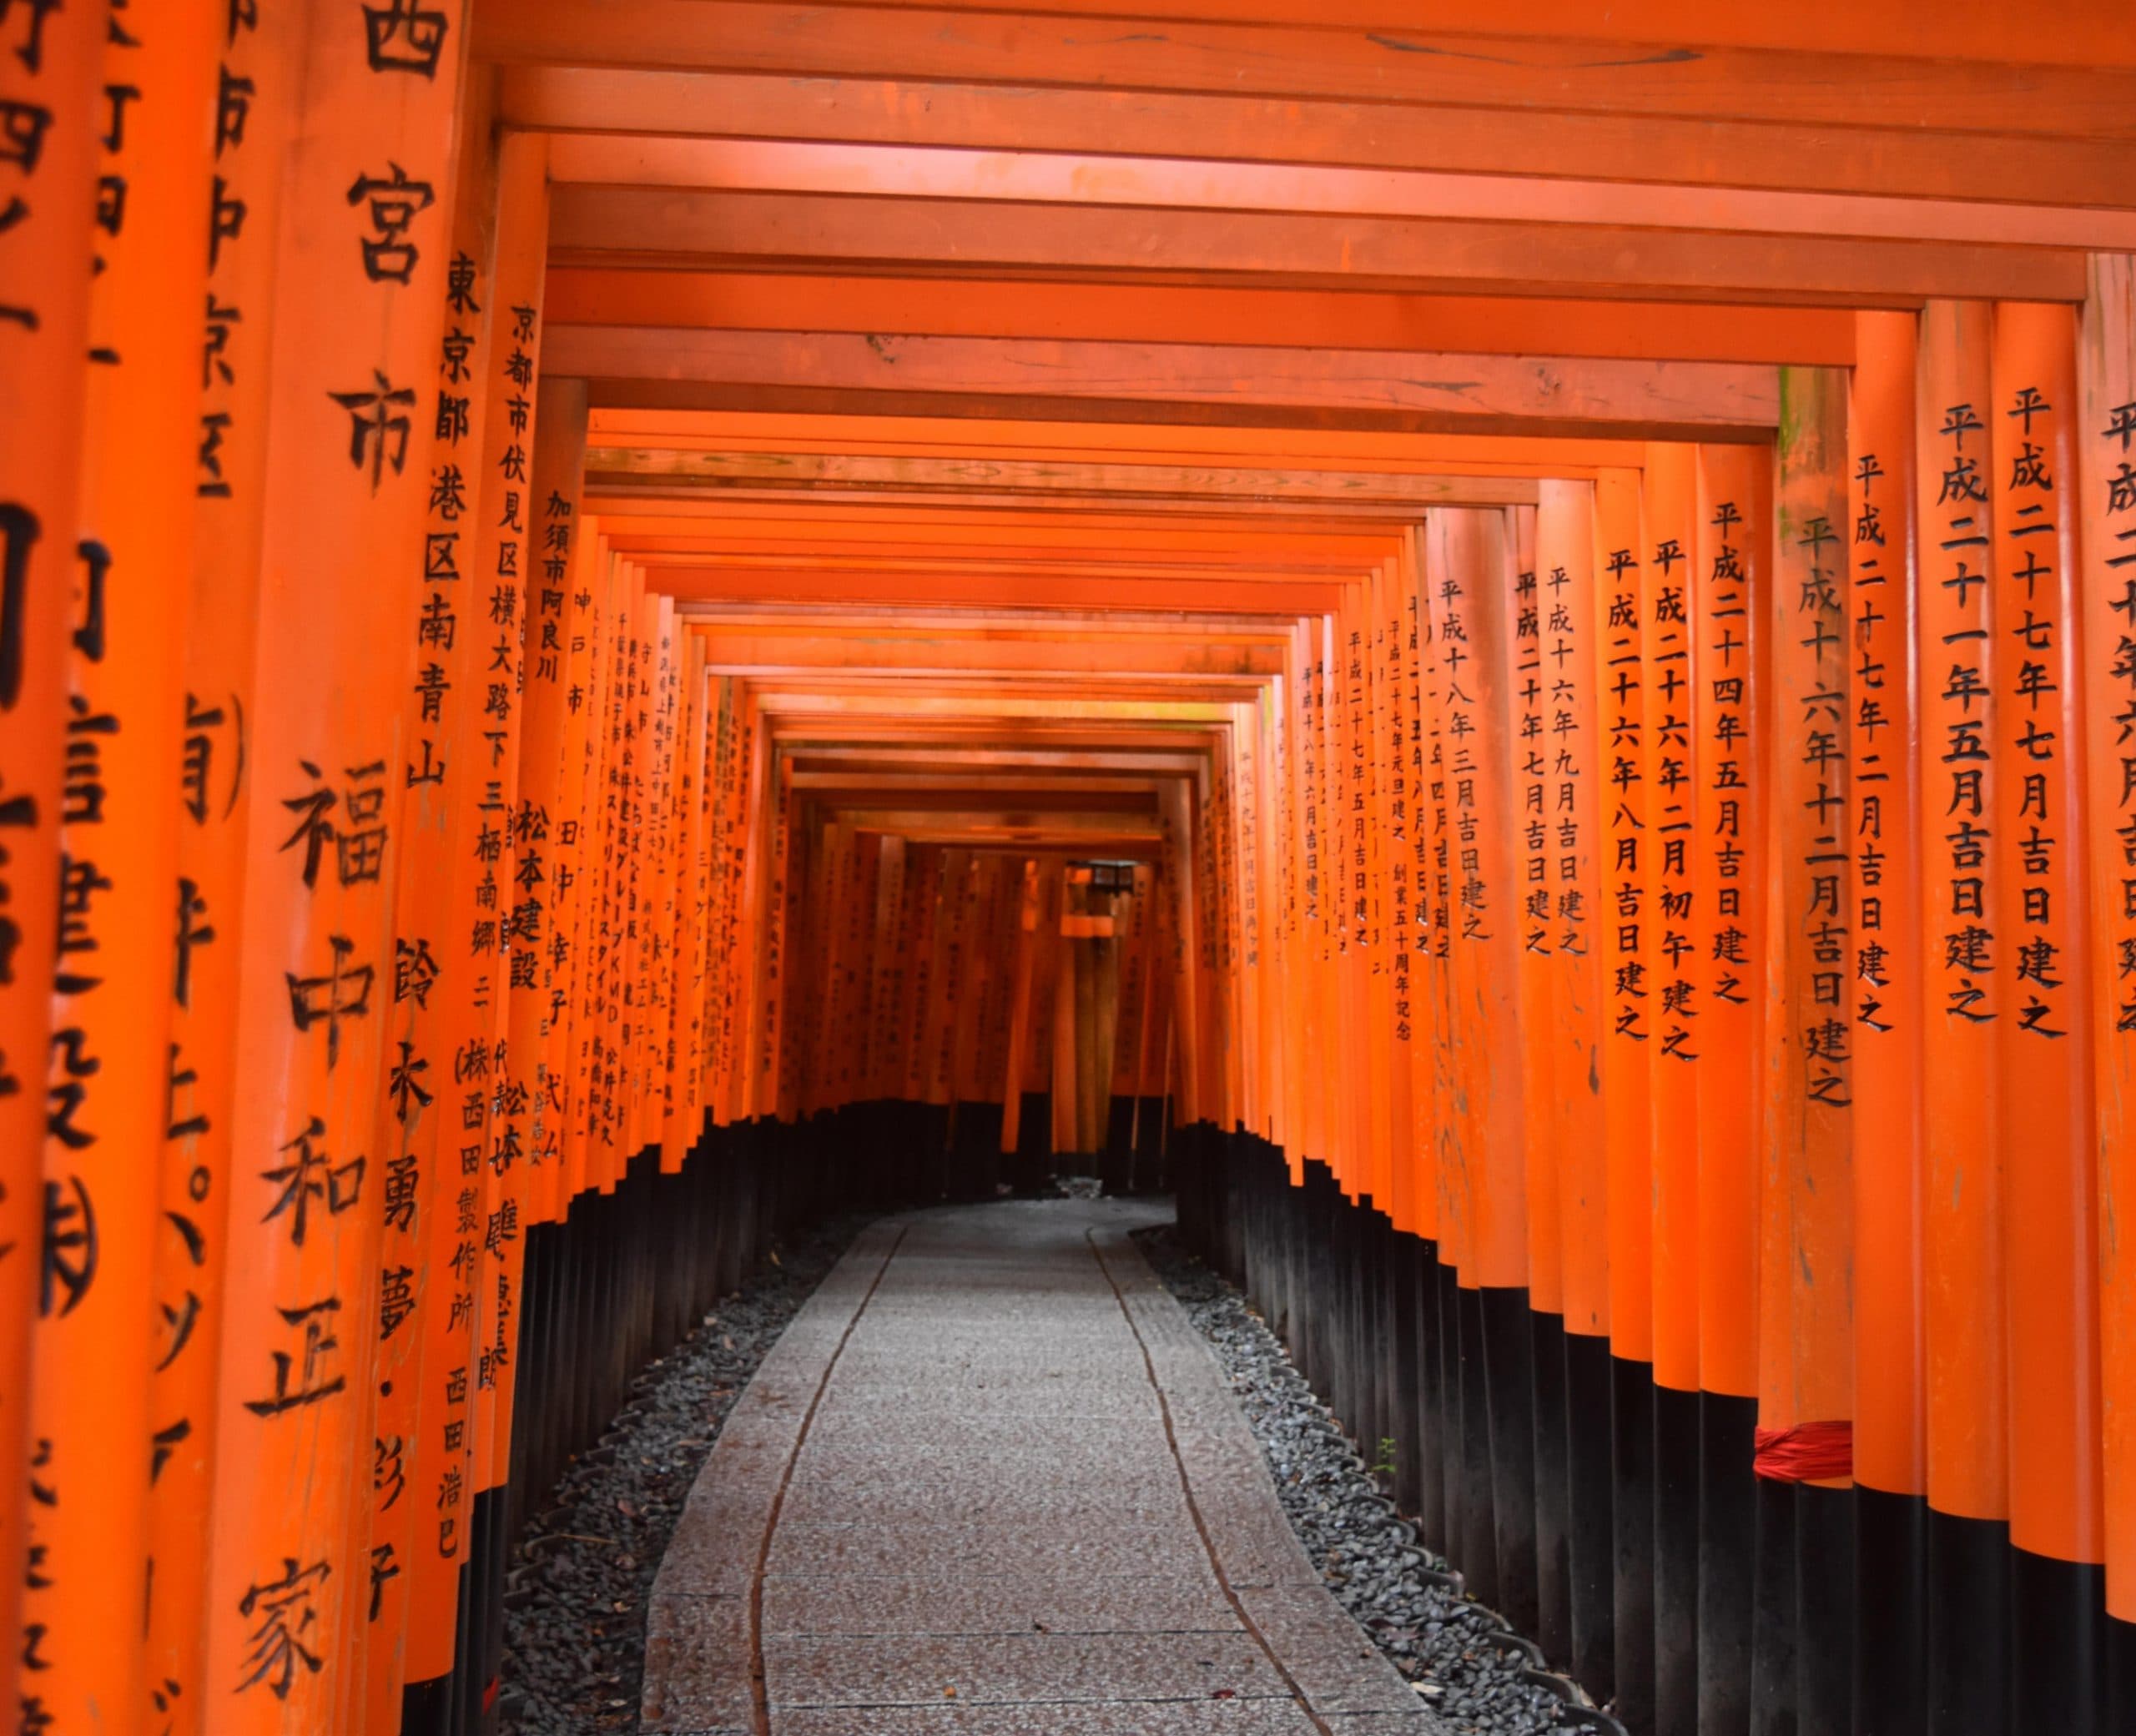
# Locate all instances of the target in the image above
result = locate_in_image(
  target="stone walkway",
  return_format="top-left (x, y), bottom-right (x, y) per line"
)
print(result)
top-left (641, 1198), bottom-right (1441, 1736)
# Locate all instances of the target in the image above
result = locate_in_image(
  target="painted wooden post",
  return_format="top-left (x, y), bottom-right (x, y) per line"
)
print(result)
top-left (27, 11), bottom-right (214, 1733)
top-left (202, 4), bottom-right (468, 1729)
top-left (0, 18), bottom-right (105, 1678)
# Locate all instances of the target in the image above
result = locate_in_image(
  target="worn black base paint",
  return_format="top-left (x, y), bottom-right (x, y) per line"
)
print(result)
top-left (1698, 1392), bottom-right (1757, 1736)
top-left (1435, 1255), bottom-right (1464, 1557)
top-left (1481, 1286), bottom-right (1539, 1636)
top-left (2107, 1609), bottom-right (2136, 1723)
top-left (400, 1663), bottom-right (452, 1736)
top-left (1458, 1283), bottom-right (1502, 1608)
top-left (1927, 1507), bottom-right (2013, 1736)
top-left (1531, 1307), bottom-right (1572, 1664)
top-left (1564, 1330), bottom-right (1615, 1698)
top-left (1852, 1484), bottom-right (1927, 1736)
top-left (1750, 1472), bottom-right (1798, 1736)
top-left (1413, 1232), bottom-right (1446, 1552)
top-left (1796, 1482), bottom-right (1855, 1735)
top-left (2012, 1544), bottom-right (2108, 1736)
top-left (1653, 1382), bottom-right (1701, 1736)
top-left (1611, 1356), bottom-right (1657, 1734)
top-left (465, 1484), bottom-right (506, 1736)
top-left (1391, 1230), bottom-right (1425, 1517)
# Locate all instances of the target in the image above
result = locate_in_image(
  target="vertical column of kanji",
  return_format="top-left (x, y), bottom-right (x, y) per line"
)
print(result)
top-left (153, 8), bottom-right (296, 1732)
top-left (600, 575), bottom-right (641, 1156)
top-left (1418, 515), bottom-right (1484, 1569)
top-left (1912, 301), bottom-right (2011, 1724)
top-left (1845, 307), bottom-right (1927, 1731)
top-left (1374, 580), bottom-right (1408, 1220)
top-left (203, 3), bottom-right (466, 1729)
top-left (1990, 301), bottom-right (2104, 1719)
top-left (562, 544), bottom-right (621, 1190)
top-left (1416, 528), bottom-right (1461, 1271)
top-left (575, 562), bottom-right (621, 1163)
top-left (445, 146), bottom-right (546, 1715)
top-left (698, 673), bottom-right (734, 1125)
top-left (1338, 606), bottom-right (1375, 1199)
top-left (1510, 500), bottom-right (1572, 1666)
top-left (2079, 254), bottom-right (2136, 1670)
top-left (1590, 465), bottom-right (1655, 1729)
top-left (26, 9), bottom-right (212, 1734)
top-left (514, 373), bottom-right (585, 1208)
top-left (662, 642), bottom-right (711, 1167)
top-left (615, 563), bottom-right (653, 1161)
top-left (634, 599), bottom-right (678, 1147)
top-left (2076, 254), bottom-right (2136, 1665)
top-left (544, 525), bottom-right (607, 1194)
top-left (1400, 532), bottom-right (1439, 1250)
top-left (1408, 526), bottom-right (1460, 1552)
top-left (1434, 506), bottom-right (1534, 1623)
top-left (1318, 621), bottom-right (1346, 1180)
top-left (389, 102), bottom-right (498, 1726)
top-left (1360, 576), bottom-right (1393, 1207)
top-left (1537, 478), bottom-right (1611, 1693)
top-left (1690, 443), bottom-right (1763, 1730)
top-left (753, 692), bottom-right (788, 1126)
top-left (695, 668), bottom-right (728, 1130)
top-left (361, 78), bottom-right (497, 1730)
top-left (666, 619), bottom-right (700, 1127)
top-left (596, 560), bottom-right (637, 1165)
top-left (722, 677), bottom-right (763, 1128)
top-left (1289, 628), bottom-right (1320, 1164)
top-left (1644, 449), bottom-right (1705, 1736)
top-left (0, 14), bottom-right (104, 1672)
top-left (1319, 618), bottom-right (1348, 1181)
top-left (1509, 517), bottom-right (1559, 1311)
top-left (1757, 365), bottom-right (1855, 1732)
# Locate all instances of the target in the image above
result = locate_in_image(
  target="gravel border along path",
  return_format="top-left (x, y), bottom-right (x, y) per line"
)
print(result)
top-left (501, 1212), bottom-right (872, 1735)
top-left (1133, 1223), bottom-right (1625, 1736)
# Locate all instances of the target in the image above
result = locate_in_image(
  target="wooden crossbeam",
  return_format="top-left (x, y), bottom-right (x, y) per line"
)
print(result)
top-left (551, 326), bottom-right (1779, 437)
top-left (501, 65), bottom-right (2136, 210)
top-left (586, 445), bottom-right (1544, 507)
top-left (546, 189), bottom-right (2083, 307)
top-left (542, 138), bottom-right (2136, 254)
top-left (475, 4), bottom-right (2136, 139)
top-left (549, 272), bottom-right (1853, 368)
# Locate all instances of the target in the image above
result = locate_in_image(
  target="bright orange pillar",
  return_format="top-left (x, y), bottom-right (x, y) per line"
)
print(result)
top-left (0, 0), bottom-right (103, 1683)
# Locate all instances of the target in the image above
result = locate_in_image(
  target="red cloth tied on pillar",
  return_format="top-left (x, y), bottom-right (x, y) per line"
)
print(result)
top-left (1753, 1420), bottom-right (1854, 1483)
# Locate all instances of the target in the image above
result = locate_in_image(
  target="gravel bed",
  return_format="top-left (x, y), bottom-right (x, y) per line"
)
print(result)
top-left (1134, 1224), bottom-right (1602, 1736)
top-left (501, 1213), bottom-right (870, 1735)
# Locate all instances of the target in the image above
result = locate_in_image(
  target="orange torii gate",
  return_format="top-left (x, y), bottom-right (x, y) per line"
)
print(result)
top-left (10, 7), bottom-right (2136, 1736)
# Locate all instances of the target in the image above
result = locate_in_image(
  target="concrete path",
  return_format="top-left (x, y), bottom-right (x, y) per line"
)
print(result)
top-left (640, 1197), bottom-right (1442, 1736)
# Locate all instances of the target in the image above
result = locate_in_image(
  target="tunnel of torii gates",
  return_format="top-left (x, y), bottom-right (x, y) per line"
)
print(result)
top-left (23, 4), bottom-right (2136, 1736)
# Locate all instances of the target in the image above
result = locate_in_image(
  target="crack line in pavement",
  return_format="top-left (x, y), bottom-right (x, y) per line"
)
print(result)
top-left (748, 1223), bottom-right (909, 1736)
top-left (1088, 1226), bottom-right (1340, 1736)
